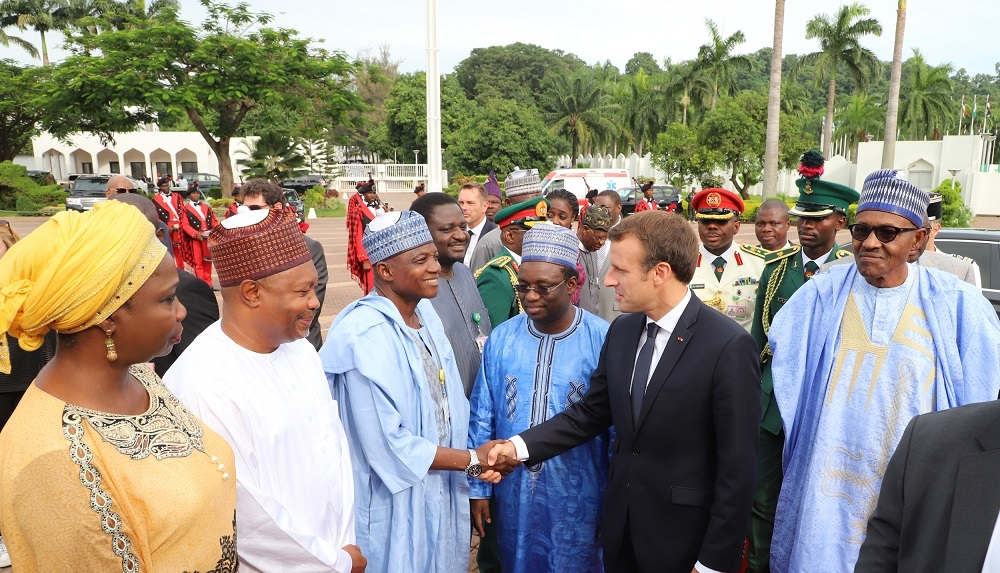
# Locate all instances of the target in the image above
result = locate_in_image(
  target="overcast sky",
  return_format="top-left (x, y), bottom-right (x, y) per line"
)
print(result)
top-left (2, 0), bottom-right (997, 78)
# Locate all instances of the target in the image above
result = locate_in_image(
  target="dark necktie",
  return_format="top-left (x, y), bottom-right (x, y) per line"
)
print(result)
top-left (713, 256), bottom-right (727, 281)
top-left (805, 261), bottom-right (819, 279)
top-left (631, 322), bottom-right (660, 426)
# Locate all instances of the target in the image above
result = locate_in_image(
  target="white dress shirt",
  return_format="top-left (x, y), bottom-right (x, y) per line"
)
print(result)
top-left (464, 216), bottom-right (488, 267)
top-left (802, 248), bottom-right (833, 270)
top-left (983, 508), bottom-right (1000, 572)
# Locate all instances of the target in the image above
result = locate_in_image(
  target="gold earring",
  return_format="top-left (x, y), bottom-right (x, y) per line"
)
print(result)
top-left (105, 329), bottom-right (118, 362)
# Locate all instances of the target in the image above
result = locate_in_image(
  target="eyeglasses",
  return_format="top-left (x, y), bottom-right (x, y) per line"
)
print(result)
top-left (114, 188), bottom-right (136, 194)
top-left (514, 278), bottom-right (567, 296)
top-left (848, 223), bottom-right (920, 243)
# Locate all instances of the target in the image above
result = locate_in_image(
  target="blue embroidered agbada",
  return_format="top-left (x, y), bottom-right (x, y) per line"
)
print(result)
top-left (322, 294), bottom-right (470, 573)
top-left (768, 263), bottom-right (1000, 573)
top-left (468, 308), bottom-right (610, 573)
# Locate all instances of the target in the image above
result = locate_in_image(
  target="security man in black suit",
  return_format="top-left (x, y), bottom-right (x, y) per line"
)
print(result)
top-left (487, 210), bottom-right (760, 573)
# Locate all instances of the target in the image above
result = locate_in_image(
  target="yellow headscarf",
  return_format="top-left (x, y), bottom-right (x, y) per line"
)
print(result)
top-left (0, 201), bottom-right (166, 373)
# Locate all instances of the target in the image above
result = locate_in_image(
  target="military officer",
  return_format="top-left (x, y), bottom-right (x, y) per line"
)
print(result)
top-left (690, 188), bottom-right (766, 331)
top-left (475, 196), bottom-right (549, 327)
top-left (746, 152), bottom-right (859, 573)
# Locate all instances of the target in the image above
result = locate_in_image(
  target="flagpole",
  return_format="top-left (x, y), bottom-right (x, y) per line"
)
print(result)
top-left (425, 0), bottom-right (443, 193)
top-left (959, 95), bottom-right (965, 134)
top-left (983, 95), bottom-right (991, 134)
top-left (972, 95), bottom-right (978, 135)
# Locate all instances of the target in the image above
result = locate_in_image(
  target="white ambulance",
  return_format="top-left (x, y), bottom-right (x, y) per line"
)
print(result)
top-left (539, 168), bottom-right (637, 203)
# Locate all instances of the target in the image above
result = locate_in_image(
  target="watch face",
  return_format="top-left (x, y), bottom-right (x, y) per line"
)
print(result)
top-left (466, 464), bottom-right (483, 478)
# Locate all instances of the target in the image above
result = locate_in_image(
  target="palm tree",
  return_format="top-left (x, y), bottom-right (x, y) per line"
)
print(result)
top-left (543, 70), bottom-right (618, 162)
top-left (0, 24), bottom-right (38, 57)
top-left (763, 0), bottom-right (787, 198)
top-left (2, 0), bottom-right (84, 65)
top-left (694, 19), bottom-right (753, 110)
top-left (780, 79), bottom-right (811, 118)
top-left (835, 93), bottom-right (884, 161)
top-left (621, 69), bottom-right (666, 155)
top-left (237, 132), bottom-right (308, 181)
top-left (663, 62), bottom-right (712, 126)
top-left (882, 0), bottom-right (906, 168)
top-left (898, 49), bottom-right (953, 140)
top-left (802, 2), bottom-right (883, 157)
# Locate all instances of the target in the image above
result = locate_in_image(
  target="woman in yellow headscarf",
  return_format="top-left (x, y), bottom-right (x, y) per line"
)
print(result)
top-left (0, 201), bottom-right (237, 572)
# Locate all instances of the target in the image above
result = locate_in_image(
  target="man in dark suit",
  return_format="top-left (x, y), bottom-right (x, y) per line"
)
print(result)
top-left (152, 268), bottom-right (220, 376)
top-left (856, 400), bottom-right (1000, 573)
top-left (487, 210), bottom-right (761, 573)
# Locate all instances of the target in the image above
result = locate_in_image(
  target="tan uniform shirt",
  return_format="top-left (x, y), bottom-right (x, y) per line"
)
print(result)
top-left (691, 243), bottom-right (767, 331)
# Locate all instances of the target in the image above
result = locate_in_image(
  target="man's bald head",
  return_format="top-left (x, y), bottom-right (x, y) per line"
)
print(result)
top-left (105, 175), bottom-right (137, 198)
top-left (755, 199), bottom-right (791, 251)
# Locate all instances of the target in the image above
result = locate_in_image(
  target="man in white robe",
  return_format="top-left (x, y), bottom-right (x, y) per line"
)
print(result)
top-left (165, 208), bottom-right (365, 573)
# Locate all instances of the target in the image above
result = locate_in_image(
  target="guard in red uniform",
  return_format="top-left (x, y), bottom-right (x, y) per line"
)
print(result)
top-left (181, 186), bottom-right (217, 286)
top-left (633, 181), bottom-right (656, 212)
top-left (152, 177), bottom-right (187, 268)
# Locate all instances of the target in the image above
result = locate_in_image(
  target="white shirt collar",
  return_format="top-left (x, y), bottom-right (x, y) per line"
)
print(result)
top-left (508, 250), bottom-right (522, 265)
top-left (469, 216), bottom-right (487, 236)
top-left (645, 289), bottom-right (691, 335)
top-left (802, 247), bottom-right (833, 268)
top-left (699, 242), bottom-right (738, 264)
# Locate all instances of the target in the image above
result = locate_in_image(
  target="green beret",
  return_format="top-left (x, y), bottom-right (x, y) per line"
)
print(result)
top-left (493, 196), bottom-right (550, 228)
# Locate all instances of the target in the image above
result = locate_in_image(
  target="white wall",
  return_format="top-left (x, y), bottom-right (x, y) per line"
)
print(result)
top-left (12, 155), bottom-right (36, 170)
top-left (31, 131), bottom-right (252, 181)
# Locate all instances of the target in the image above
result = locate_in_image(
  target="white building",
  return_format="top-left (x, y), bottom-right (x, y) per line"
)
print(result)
top-left (28, 130), bottom-right (253, 182)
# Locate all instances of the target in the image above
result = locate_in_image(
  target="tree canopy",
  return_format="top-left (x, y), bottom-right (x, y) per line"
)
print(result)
top-left (46, 0), bottom-right (360, 195)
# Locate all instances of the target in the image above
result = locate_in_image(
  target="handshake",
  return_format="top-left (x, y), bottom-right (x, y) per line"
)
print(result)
top-left (470, 439), bottom-right (522, 484)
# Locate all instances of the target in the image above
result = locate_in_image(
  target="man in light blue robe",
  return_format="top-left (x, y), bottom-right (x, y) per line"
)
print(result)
top-left (468, 223), bottom-right (611, 573)
top-left (323, 211), bottom-right (514, 573)
top-left (767, 170), bottom-right (1000, 573)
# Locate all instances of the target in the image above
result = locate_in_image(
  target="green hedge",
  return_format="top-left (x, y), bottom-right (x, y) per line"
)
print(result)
top-left (0, 161), bottom-right (68, 211)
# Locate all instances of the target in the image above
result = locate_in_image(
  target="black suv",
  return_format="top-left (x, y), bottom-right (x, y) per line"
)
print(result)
top-left (934, 228), bottom-right (1000, 316)
top-left (620, 184), bottom-right (681, 216)
top-left (65, 175), bottom-right (112, 212)
top-left (282, 174), bottom-right (327, 195)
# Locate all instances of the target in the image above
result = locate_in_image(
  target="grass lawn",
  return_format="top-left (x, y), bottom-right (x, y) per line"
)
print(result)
top-left (313, 203), bottom-right (346, 217)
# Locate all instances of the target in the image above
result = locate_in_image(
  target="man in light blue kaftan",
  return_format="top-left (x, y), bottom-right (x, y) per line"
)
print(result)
top-left (468, 223), bottom-right (611, 573)
top-left (766, 170), bottom-right (1000, 573)
top-left (322, 211), bottom-right (494, 573)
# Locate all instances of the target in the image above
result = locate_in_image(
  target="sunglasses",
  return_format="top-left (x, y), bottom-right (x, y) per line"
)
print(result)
top-left (514, 278), bottom-right (567, 296)
top-left (848, 223), bottom-right (920, 243)
top-left (114, 188), bottom-right (136, 194)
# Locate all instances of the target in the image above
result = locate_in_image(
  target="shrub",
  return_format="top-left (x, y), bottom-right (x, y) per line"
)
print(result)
top-left (15, 195), bottom-right (39, 212)
top-left (209, 198), bottom-right (233, 209)
top-left (0, 161), bottom-right (67, 209)
top-left (304, 185), bottom-right (326, 210)
top-left (935, 179), bottom-right (973, 227)
top-left (39, 205), bottom-right (63, 216)
top-left (27, 186), bottom-right (68, 207)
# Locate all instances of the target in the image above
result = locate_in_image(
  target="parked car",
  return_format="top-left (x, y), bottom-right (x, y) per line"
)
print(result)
top-left (934, 228), bottom-right (1000, 315)
top-left (178, 172), bottom-right (221, 193)
top-left (283, 188), bottom-right (305, 221)
top-left (65, 175), bottom-right (112, 212)
top-left (282, 174), bottom-right (327, 195)
top-left (25, 170), bottom-right (55, 186)
top-left (620, 184), bottom-right (682, 216)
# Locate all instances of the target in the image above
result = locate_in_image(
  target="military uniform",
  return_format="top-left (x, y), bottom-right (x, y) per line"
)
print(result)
top-left (690, 245), bottom-right (766, 331)
top-left (474, 197), bottom-right (549, 329)
top-left (475, 247), bottom-right (522, 327)
top-left (690, 188), bottom-right (766, 332)
top-left (746, 149), bottom-right (860, 573)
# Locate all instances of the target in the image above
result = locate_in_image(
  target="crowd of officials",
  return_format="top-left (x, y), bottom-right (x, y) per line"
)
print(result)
top-left (0, 150), bottom-right (999, 573)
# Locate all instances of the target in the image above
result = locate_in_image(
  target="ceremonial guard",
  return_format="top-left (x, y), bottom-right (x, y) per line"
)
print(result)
top-left (746, 151), bottom-right (858, 573)
top-left (633, 181), bottom-right (656, 212)
top-left (690, 188), bottom-right (766, 331)
top-left (181, 185), bottom-right (216, 286)
top-left (152, 176), bottom-right (186, 268)
top-left (474, 197), bottom-right (548, 327)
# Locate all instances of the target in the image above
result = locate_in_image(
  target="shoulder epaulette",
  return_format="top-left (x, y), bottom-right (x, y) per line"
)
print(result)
top-left (474, 255), bottom-right (512, 279)
top-left (947, 252), bottom-right (975, 263)
top-left (739, 244), bottom-right (769, 259)
top-left (754, 244), bottom-right (801, 265)
top-left (834, 249), bottom-right (854, 260)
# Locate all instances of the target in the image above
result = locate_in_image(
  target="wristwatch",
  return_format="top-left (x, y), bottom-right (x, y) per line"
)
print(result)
top-left (465, 449), bottom-right (483, 477)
